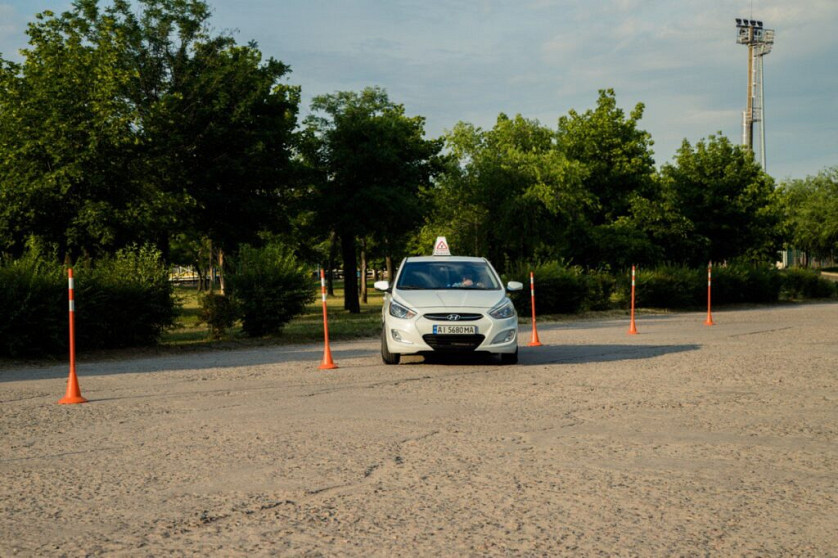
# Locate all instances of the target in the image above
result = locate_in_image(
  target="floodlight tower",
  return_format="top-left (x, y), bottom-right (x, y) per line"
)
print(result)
top-left (735, 18), bottom-right (775, 170)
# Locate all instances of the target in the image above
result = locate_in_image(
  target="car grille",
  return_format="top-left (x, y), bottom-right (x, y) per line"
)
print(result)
top-left (423, 313), bottom-right (483, 321)
top-left (422, 334), bottom-right (485, 351)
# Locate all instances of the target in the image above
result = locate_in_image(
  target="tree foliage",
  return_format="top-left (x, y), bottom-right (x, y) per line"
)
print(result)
top-left (421, 114), bottom-right (588, 269)
top-left (0, 0), bottom-right (299, 262)
top-left (556, 89), bottom-right (657, 224)
top-left (660, 134), bottom-right (782, 265)
top-left (778, 167), bottom-right (838, 263)
top-left (301, 86), bottom-right (442, 312)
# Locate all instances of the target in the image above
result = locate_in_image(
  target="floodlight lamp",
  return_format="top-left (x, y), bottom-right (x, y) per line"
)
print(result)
top-left (736, 18), bottom-right (742, 25)
top-left (757, 21), bottom-right (763, 27)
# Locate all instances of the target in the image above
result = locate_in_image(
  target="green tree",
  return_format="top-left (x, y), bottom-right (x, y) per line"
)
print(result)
top-left (138, 32), bottom-right (301, 258)
top-left (555, 89), bottom-right (658, 266)
top-left (0, 2), bottom-right (146, 258)
top-left (660, 134), bottom-right (781, 265)
top-left (302, 87), bottom-right (441, 313)
top-left (617, 185), bottom-right (703, 266)
top-left (778, 167), bottom-right (838, 264)
top-left (422, 114), bottom-right (588, 269)
top-left (556, 89), bottom-right (656, 223)
top-left (0, 0), bottom-right (300, 264)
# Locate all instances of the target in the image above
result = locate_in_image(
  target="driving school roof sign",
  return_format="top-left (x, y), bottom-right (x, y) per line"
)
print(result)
top-left (433, 236), bottom-right (451, 256)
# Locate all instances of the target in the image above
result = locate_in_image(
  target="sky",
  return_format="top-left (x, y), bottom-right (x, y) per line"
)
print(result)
top-left (1, 0), bottom-right (836, 181)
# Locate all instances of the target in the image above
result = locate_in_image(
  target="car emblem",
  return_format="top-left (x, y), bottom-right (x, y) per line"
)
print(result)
top-left (447, 314), bottom-right (461, 321)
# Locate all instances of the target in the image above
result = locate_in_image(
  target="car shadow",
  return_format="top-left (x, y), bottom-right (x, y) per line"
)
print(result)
top-left (520, 343), bottom-right (700, 365)
top-left (408, 342), bottom-right (700, 367)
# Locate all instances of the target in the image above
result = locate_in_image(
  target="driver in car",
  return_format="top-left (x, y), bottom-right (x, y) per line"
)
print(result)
top-left (454, 271), bottom-right (478, 288)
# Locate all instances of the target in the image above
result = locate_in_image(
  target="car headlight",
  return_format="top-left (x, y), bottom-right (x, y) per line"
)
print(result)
top-left (488, 299), bottom-right (516, 319)
top-left (389, 300), bottom-right (416, 320)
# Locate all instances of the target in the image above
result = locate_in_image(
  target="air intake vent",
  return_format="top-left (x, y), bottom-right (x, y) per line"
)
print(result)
top-left (422, 334), bottom-right (485, 351)
top-left (423, 313), bottom-right (482, 321)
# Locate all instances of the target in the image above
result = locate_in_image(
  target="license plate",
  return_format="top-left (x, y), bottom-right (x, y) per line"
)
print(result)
top-left (433, 325), bottom-right (476, 335)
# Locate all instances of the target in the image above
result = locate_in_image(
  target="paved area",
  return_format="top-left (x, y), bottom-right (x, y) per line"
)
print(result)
top-left (2, 303), bottom-right (836, 555)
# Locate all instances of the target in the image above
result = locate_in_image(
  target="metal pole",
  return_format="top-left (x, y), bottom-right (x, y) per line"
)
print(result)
top-left (745, 39), bottom-right (754, 152)
top-left (758, 54), bottom-right (767, 170)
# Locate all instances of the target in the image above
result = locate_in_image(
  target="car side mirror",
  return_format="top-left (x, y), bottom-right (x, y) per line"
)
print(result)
top-left (374, 280), bottom-right (391, 292)
top-left (506, 281), bottom-right (523, 292)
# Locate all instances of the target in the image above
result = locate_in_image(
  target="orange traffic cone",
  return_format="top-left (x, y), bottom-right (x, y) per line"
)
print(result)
top-left (527, 271), bottom-right (543, 347)
top-left (58, 367), bottom-right (87, 405)
top-left (704, 262), bottom-right (715, 326)
top-left (318, 269), bottom-right (338, 370)
top-left (628, 266), bottom-right (638, 335)
top-left (319, 343), bottom-right (337, 370)
top-left (528, 324), bottom-right (542, 347)
top-left (59, 268), bottom-right (87, 404)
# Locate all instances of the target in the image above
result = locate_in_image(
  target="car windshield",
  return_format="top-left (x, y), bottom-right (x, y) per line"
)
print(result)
top-left (396, 261), bottom-right (500, 290)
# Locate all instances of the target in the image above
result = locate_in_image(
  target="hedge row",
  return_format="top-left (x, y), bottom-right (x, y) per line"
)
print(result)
top-left (505, 262), bottom-right (837, 316)
top-left (0, 245), bottom-right (176, 358)
top-left (1, 241), bottom-right (320, 357)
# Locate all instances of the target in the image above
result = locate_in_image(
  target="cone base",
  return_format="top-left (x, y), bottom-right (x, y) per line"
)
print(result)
top-left (527, 340), bottom-right (543, 347)
top-left (318, 362), bottom-right (338, 370)
top-left (628, 323), bottom-right (638, 335)
top-left (704, 320), bottom-right (715, 326)
top-left (58, 395), bottom-right (88, 405)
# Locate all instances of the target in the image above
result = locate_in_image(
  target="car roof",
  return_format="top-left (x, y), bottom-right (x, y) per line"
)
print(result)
top-left (403, 256), bottom-right (488, 263)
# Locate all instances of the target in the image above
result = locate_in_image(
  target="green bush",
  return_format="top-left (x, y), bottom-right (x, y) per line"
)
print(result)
top-left (73, 245), bottom-right (177, 349)
top-left (619, 265), bottom-right (702, 309)
top-left (0, 247), bottom-right (66, 358)
top-left (781, 268), bottom-right (837, 299)
top-left (198, 293), bottom-right (239, 339)
top-left (614, 263), bottom-right (783, 309)
top-left (505, 261), bottom-right (591, 315)
top-left (583, 268), bottom-right (617, 311)
top-left (712, 263), bottom-right (781, 304)
top-left (228, 243), bottom-right (315, 337)
top-left (0, 243), bottom-right (175, 357)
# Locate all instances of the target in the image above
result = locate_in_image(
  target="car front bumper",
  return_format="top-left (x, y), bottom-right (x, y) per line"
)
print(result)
top-left (383, 311), bottom-right (518, 355)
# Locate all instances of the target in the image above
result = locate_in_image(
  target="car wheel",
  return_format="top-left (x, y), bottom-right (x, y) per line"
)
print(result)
top-left (500, 346), bottom-right (518, 365)
top-left (381, 327), bottom-right (400, 365)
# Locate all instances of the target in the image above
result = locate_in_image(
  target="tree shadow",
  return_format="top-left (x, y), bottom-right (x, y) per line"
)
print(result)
top-left (0, 344), bottom-right (372, 383)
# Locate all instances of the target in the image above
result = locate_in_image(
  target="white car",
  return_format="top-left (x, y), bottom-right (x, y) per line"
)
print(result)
top-left (374, 248), bottom-right (523, 365)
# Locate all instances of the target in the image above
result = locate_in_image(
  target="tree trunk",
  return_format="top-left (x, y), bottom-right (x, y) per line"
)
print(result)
top-left (217, 247), bottom-right (225, 295)
top-left (327, 231), bottom-right (338, 296)
top-left (208, 239), bottom-right (214, 292)
top-left (196, 268), bottom-right (205, 292)
top-left (360, 238), bottom-right (368, 304)
top-left (341, 233), bottom-right (360, 313)
top-left (386, 255), bottom-right (394, 284)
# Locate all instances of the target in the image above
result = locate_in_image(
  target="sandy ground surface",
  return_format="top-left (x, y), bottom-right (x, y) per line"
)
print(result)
top-left (2, 302), bottom-right (836, 556)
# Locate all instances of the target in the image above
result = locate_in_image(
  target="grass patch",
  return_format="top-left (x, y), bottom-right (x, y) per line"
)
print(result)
top-left (162, 283), bottom-right (384, 346)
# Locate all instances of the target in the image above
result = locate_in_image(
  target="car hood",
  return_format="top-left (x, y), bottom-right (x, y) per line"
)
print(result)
top-left (394, 289), bottom-right (506, 310)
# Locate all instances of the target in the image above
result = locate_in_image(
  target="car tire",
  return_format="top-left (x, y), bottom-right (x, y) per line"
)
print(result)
top-left (381, 327), bottom-right (400, 365)
top-left (500, 346), bottom-right (518, 365)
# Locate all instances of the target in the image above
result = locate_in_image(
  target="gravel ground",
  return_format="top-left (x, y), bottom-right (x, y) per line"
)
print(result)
top-left (1, 302), bottom-right (836, 556)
